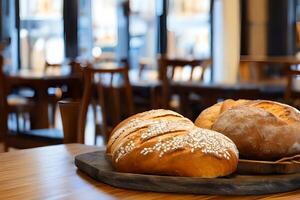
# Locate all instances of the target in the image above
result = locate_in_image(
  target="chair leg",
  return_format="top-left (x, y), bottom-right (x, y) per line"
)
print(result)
top-left (94, 123), bottom-right (102, 145)
top-left (25, 113), bottom-right (30, 130)
top-left (51, 103), bottom-right (56, 128)
top-left (16, 113), bottom-right (20, 132)
top-left (94, 124), bottom-right (98, 146)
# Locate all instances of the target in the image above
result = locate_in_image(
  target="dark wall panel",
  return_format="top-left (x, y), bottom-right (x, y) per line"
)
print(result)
top-left (267, 0), bottom-right (296, 55)
top-left (240, 0), bottom-right (248, 55)
top-left (240, 0), bottom-right (296, 55)
top-left (63, 0), bottom-right (78, 58)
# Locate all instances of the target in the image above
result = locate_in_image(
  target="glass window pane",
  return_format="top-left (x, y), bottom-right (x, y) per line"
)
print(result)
top-left (91, 0), bottom-right (118, 54)
top-left (19, 0), bottom-right (64, 70)
top-left (167, 0), bottom-right (211, 58)
top-left (78, 0), bottom-right (92, 58)
top-left (129, 0), bottom-right (157, 68)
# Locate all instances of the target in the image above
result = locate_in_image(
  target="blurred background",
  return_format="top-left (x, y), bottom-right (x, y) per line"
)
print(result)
top-left (1, 0), bottom-right (300, 149)
top-left (0, 0), bottom-right (211, 71)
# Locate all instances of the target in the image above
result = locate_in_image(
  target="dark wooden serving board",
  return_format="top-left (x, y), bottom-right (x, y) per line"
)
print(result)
top-left (75, 151), bottom-right (300, 195)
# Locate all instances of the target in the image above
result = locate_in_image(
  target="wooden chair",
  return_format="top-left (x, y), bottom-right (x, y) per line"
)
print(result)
top-left (44, 61), bottom-right (63, 126)
top-left (239, 56), bottom-right (291, 82)
top-left (44, 61), bottom-right (61, 71)
top-left (2, 60), bottom-right (84, 151)
top-left (77, 64), bottom-right (134, 144)
top-left (159, 57), bottom-right (212, 113)
top-left (44, 60), bottom-right (83, 126)
top-left (88, 58), bottom-right (130, 139)
top-left (131, 57), bottom-right (161, 112)
top-left (284, 68), bottom-right (300, 108)
top-left (138, 57), bottom-right (157, 79)
top-left (92, 52), bottom-right (116, 63)
top-left (3, 100), bottom-right (83, 151)
top-left (0, 54), bottom-right (34, 138)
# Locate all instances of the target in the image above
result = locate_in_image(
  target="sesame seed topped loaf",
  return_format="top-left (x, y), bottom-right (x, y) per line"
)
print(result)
top-left (107, 109), bottom-right (239, 178)
top-left (195, 99), bottom-right (300, 161)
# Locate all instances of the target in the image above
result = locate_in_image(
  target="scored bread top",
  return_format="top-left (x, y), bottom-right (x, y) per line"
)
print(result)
top-left (112, 118), bottom-right (194, 162)
top-left (107, 109), bottom-right (239, 164)
top-left (107, 109), bottom-right (192, 154)
top-left (244, 100), bottom-right (300, 125)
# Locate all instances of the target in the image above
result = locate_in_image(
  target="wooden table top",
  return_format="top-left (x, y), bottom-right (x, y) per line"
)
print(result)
top-left (6, 68), bottom-right (81, 81)
top-left (240, 55), bottom-right (300, 65)
top-left (1, 144), bottom-right (300, 200)
top-left (172, 79), bottom-right (286, 92)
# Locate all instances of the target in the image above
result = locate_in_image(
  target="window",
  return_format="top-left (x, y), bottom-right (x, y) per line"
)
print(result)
top-left (167, 0), bottom-right (211, 59)
top-left (19, 0), bottom-right (64, 70)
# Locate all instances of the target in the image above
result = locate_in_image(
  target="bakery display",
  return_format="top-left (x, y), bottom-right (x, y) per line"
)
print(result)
top-left (107, 109), bottom-right (239, 178)
top-left (195, 99), bottom-right (300, 161)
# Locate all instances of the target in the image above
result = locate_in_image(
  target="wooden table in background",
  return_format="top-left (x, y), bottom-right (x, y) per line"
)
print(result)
top-left (239, 56), bottom-right (300, 81)
top-left (0, 144), bottom-right (300, 200)
top-left (5, 70), bottom-right (82, 129)
top-left (173, 79), bottom-right (286, 119)
top-left (240, 55), bottom-right (300, 65)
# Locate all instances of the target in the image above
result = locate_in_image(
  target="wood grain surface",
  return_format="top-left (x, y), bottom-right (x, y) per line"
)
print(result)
top-left (1, 144), bottom-right (300, 199)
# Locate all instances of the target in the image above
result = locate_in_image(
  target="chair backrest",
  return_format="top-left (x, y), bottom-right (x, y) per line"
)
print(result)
top-left (0, 54), bottom-right (8, 110)
top-left (0, 54), bottom-right (8, 137)
top-left (44, 61), bottom-right (61, 72)
top-left (69, 60), bottom-right (84, 76)
top-left (284, 68), bottom-right (300, 103)
top-left (239, 57), bottom-right (292, 82)
top-left (92, 52), bottom-right (116, 63)
top-left (159, 57), bottom-right (211, 82)
top-left (138, 57), bottom-right (157, 79)
top-left (77, 64), bottom-right (134, 143)
top-left (158, 56), bottom-right (211, 108)
top-left (0, 54), bottom-right (4, 101)
top-left (44, 59), bottom-right (84, 76)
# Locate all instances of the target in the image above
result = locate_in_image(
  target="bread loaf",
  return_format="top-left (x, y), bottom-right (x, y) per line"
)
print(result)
top-left (195, 100), bottom-right (300, 160)
top-left (107, 109), bottom-right (239, 178)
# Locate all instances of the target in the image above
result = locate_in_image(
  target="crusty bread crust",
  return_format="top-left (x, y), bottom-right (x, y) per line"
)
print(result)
top-left (195, 100), bottom-right (300, 160)
top-left (107, 109), bottom-right (239, 178)
top-left (195, 99), bottom-right (249, 129)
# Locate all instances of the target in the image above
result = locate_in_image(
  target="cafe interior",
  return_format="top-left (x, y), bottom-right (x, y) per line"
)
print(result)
top-left (2, 0), bottom-right (300, 199)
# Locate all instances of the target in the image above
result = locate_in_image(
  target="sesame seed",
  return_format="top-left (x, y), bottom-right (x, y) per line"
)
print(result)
top-left (139, 128), bottom-right (238, 160)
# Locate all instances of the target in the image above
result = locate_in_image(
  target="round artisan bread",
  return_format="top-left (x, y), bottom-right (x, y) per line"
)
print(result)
top-left (107, 109), bottom-right (239, 178)
top-left (195, 99), bottom-right (300, 160)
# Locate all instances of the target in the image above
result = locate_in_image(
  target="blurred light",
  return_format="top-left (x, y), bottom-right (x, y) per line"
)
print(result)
top-left (92, 46), bottom-right (102, 58)
top-left (20, 29), bottom-right (28, 38)
top-left (46, 37), bottom-right (64, 64)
